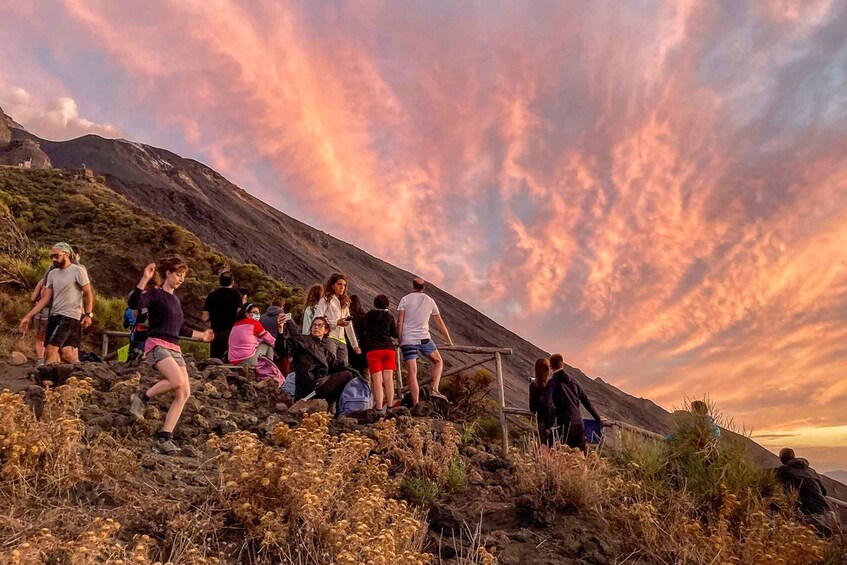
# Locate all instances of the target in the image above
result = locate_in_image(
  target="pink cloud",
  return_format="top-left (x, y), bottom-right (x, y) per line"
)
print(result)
top-left (2, 1), bottom-right (847, 460)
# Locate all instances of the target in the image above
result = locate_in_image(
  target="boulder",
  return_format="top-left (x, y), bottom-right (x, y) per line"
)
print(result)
top-left (288, 398), bottom-right (328, 416)
top-left (9, 351), bottom-right (27, 366)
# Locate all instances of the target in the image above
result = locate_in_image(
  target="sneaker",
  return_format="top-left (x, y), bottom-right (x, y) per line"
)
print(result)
top-left (129, 394), bottom-right (146, 420)
top-left (430, 389), bottom-right (449, 402)
top-left (152, 439), bottom-right (181, 455)
top-left (35, 359), bottom-right (45, 368)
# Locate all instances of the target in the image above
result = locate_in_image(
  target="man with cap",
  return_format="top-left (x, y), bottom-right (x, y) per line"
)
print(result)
top-left (20, 242), bottom-right (94, 364)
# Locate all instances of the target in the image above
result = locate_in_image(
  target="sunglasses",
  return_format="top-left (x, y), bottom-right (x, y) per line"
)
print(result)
top-left (50, 253), bottom-right (65, 259)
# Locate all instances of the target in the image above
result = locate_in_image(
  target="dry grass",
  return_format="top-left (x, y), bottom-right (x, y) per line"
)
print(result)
top-left (210, 412), bottom-right (430, 564)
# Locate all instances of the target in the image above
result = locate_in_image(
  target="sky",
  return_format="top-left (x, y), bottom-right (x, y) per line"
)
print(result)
top-left (1, 1), bottom-right (846, 471)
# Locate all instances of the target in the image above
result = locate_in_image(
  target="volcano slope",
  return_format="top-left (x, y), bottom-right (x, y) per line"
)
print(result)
top-left (5, 113), bottom-right (846, 501)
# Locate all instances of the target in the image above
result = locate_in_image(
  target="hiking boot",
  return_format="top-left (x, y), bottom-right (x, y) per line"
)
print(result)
top-left (152, 439), bottom-right (181, 455)
top-left (129, 393), bottom-right (146, 420)
top-left (430, 389), bottom-right (449, 402)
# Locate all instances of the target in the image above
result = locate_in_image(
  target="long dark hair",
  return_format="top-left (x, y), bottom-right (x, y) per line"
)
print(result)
top-left (533, 358), bottom-right (551, 388)
top-left (349, 294), bottom-right (366, 319)
top-left (323, 273), bottom-right (350, 308)
top-left (305, 284), bottom-right (323, 310)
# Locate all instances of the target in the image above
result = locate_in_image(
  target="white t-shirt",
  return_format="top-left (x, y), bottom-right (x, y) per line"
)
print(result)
top-left (397, 292), bottom-right (439, 345)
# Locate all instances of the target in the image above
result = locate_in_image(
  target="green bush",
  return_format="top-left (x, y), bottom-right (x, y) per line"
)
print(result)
top-left (400, 477), bottom-right (439, 505)
top-left (446, 457), bottom-right (468, 493)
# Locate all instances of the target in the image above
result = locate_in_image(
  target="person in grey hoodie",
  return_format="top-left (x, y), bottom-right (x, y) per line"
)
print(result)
top-left (260, 297), bottom-right (286, 339)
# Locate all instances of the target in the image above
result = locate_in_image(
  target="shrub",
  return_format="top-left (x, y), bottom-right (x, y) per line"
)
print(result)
top-left (446, 457), bottom-right (468, 493)
top-left (439, 369), bottom-right (497, 423)
top-left (513, 444), bottom-right (614, 513)
top-left (371, 418), bottom-right (461, 485)
top-left (401, 477), bottom-right (439, 505)
top-left (210, 413), bottom-right (429, 563)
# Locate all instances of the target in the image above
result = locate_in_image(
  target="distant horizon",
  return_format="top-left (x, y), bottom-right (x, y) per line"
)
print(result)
top-left (2, 1), bottom-right (846, 470)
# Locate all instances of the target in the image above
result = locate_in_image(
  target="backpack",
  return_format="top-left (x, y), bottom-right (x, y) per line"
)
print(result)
top-left (337, 375), bottom-right (373, 416)
top-left (281, 372), bottom-right (296, 396)
top-left (255, 356), bottom-right (285, 387)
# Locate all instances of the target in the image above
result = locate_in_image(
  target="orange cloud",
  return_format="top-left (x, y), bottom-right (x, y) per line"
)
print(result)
top-left (3, 0), bottom-right (847, 465)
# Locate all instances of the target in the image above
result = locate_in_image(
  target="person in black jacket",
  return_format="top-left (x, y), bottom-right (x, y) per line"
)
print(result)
top-left (274, 315), bottom-right (357, 406)
top-left (363, 294), bottom-right (398, 411)
top-left (776, 448), bottom-right (834, 536)
top-left (529, 357), bottom-right (553, 452)
top-left (545, 353), bottom-right (603, 453)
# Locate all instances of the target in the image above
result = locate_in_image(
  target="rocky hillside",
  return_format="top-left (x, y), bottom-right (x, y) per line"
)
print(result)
top-left (9, 125), bottom-right (672, 428)
top-left (4, 107), bottom-right (846, 501)
top-left (0, 105), bottom-right (50, 168)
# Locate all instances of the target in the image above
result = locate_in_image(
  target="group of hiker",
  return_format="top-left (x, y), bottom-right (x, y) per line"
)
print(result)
top-left (13, 243), bottom-right (843, 534)
top-left (120, 257), bottom-right (453, 454)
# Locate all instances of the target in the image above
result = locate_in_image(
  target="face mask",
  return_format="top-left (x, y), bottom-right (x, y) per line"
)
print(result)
top-left (250, 314), bottom-right (260, 321)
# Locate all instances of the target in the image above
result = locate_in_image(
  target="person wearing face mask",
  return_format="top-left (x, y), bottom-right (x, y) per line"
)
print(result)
top-left (19, 242), bottom-right (94, 365)
top-left (227, 303), bottom-right (277, 366)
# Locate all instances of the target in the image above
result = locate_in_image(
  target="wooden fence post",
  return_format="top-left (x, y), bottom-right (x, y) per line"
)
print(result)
top-left (101, 333), bottom-right (109, 360)
top-left (495, 351), bottom-right (509, 458)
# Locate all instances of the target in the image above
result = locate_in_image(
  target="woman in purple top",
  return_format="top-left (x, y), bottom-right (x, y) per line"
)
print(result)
top-left (128, 259), bottom-right (213, 455)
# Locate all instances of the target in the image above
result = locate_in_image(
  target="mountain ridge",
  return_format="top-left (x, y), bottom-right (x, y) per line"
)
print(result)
top-left (7, 113), bottom-right (847, 501)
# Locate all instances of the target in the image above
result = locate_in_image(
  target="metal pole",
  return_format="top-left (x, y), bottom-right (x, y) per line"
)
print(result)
top-left (395, 347), bottom-right (404, 396)
top-left (495, 352), bottom-right (509, 458)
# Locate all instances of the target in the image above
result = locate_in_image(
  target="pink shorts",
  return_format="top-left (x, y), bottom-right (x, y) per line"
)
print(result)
top-left (366, 349), bottom-right (397, 373)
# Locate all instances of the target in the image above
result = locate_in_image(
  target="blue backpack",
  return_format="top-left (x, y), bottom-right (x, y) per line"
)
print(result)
top-left (337, 376), bottom-right (373, 416)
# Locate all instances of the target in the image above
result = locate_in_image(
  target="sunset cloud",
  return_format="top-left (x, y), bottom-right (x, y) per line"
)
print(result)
top-left (1, 1), bottom-right (846, 468)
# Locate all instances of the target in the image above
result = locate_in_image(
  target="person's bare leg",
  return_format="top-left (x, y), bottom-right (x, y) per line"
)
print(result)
top-left (35, 333), bottom-right (45, 360)
top-left (156, 362), bottom-right (191, 433)
top-left (44, 345), bottom-right (61, 364)
top-left (428, 350), bottom-right (444, 392)
top-left (59, 346), bottom-right (76, 363)
top-left (371, 371), bottom-right (384, 410)
top-left (383, 369), bottom-right (394, 408)
top-left (406, 359), bottom-right (419, 405)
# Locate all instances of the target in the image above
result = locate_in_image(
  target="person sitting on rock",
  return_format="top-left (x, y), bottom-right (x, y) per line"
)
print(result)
top-left (776, 448), bottom-right (834, 536)
top-left (274, 315), bottom-right (357, 407)
top-left (128, 259), bottom-right (214, 455)
top-left (228, 303), bottom-right (276, 367)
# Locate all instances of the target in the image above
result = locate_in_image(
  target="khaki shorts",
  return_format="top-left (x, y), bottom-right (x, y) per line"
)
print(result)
top-left (146, 345), bottom-right (186, 368)
top-left (33, 310), bottom-right (51, 333)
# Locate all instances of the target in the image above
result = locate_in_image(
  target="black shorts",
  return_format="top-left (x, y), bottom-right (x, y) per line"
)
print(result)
top-left (44, 315), bottom-right (82, 349)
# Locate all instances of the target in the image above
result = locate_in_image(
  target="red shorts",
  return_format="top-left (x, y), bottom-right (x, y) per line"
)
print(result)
top-left (366, 349), bottom-right (397, 373)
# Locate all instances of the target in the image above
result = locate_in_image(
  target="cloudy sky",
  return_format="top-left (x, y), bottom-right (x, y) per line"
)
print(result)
top-left (2, 1), bottom-right (846, 471)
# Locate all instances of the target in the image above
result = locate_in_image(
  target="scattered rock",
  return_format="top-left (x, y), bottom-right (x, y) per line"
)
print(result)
top-left (274, 402), bottom-right (289, 413)
top-left (388, 406), bottom-right (411, 419)
top-left (214, 420), bottom-right (239, 434)
top-left (9, 351), bottom-right (27, 366)
top-left (194, 414), bottom-right (210, 430)
top-left (144, 406), bottom-right (161, 421)
top-left (335, 415), bottom-right (359, 431)
top-left (411, 400), bottom-right (433, 417)
top-left (288, 399), bottom-right (328, 416)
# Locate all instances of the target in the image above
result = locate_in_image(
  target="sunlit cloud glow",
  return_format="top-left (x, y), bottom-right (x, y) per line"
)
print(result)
top-left (1, 0), bottom-right (846, 470)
